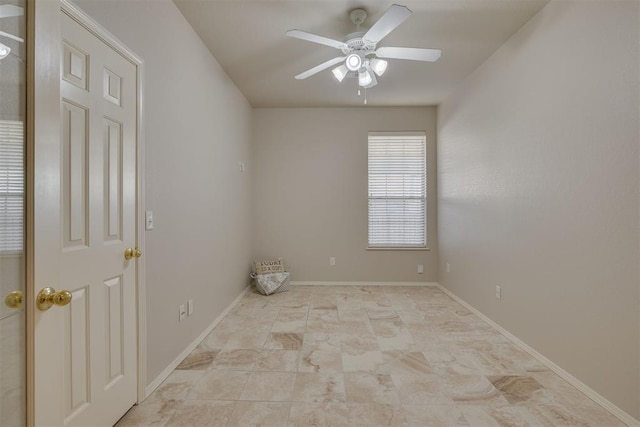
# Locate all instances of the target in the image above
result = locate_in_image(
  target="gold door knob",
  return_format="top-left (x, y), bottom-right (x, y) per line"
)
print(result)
top-left (36, 287), bottom-right (72, 311)
top-left (5, 291), bottom-right (23, 309)
top-left (124, 247), bottom-right (142, 260)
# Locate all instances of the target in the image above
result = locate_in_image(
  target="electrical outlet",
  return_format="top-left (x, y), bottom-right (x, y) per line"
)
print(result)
top-left (417, 264), bottom-right (424, 274)
top-left (187, 299), bottom-right (194, 316)
top-left (329, 257), bottom-right (335, 266)
top-left (495, 286), bottom-right (502, 299)
top-left (179, 304), bottom-right (186, 321)
top-left (446, 263), bottom-right (450, 273)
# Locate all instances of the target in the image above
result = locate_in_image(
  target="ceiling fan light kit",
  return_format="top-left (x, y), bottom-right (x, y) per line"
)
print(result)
top-left (286, 3), bottom-right (441, 99)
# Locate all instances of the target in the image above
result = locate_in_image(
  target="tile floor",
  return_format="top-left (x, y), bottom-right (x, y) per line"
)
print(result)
top-left (116, 285), bottom-right (625, 426)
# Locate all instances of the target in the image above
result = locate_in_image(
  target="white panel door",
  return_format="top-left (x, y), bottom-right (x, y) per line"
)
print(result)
top-left (34, 4), bottom-right (139, 426)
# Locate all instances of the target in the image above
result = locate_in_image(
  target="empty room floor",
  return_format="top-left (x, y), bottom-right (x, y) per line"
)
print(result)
top-left (116, 285), bottom-right (623, 426)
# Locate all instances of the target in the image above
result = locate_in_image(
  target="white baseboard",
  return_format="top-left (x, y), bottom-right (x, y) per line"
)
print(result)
top-left (291, 281), bottom-right (438, 287)
top-left (436, 283), bottom-right (639, 427)
top-left (144, 285), bottom-right (251, 399)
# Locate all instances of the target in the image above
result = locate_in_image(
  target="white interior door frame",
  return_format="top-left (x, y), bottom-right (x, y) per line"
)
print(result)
top-left (28, 3), bottom-right (148, 423)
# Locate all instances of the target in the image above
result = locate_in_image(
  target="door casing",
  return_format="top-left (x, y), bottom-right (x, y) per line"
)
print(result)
top-left (27, 0), bottom-right (146, 424)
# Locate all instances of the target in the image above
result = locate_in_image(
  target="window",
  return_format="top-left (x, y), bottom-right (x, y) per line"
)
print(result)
top-left (0, 120), bottom-right (24, 253)
top-left (368, 132), bottom-right (426, 249)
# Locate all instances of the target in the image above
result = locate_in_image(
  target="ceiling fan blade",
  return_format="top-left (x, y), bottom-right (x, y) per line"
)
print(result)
top-left (375, 47), bottom-right (442, 62)
top-left (295, 56), bottom-right (346, 80)
top-left (363, 4), bottom-right (412, 45)
top-left (286, 30), bottom-right (348, 50)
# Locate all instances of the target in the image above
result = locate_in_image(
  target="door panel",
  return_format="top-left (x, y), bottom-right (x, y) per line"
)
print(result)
top-left (61, 100), bottom-right (88, 248)
top-left (34, 3), bottom-right (139, 425)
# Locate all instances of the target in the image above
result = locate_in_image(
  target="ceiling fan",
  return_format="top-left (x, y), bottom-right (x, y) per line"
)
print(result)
top-left (286, 4), bottom-right (441, 90)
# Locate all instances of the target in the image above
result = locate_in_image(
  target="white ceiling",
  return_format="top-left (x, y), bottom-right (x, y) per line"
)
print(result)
top-left (173, 0), bottom-right (549, 108)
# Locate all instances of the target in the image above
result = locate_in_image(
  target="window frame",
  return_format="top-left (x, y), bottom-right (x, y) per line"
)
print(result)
top-left (367, 131), bottom-right (427, 250)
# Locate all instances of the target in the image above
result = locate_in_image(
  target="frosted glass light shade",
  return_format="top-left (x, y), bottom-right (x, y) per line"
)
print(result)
top-left (358, 69), bottom-right (373, 87)
top-left (332, 65), bottom-right (348, 82)
top-left (0, 42), bottom-right (10, 60)
top-left (346, 53), bottom-right (362, 71)
top-left (370, 58), bottom-right (388, 76)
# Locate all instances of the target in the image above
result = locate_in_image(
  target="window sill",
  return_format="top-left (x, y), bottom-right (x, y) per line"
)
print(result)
top-left (366, 247), bottom-right (431, 251)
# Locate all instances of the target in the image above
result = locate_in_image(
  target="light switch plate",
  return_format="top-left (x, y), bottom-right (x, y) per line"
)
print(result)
top-left (187, 299), bottom-right (194, 316)
top-left (145, 210), bottom-right (154, 230)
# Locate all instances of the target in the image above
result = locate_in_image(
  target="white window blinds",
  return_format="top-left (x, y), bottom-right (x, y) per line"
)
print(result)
top-left (0, 120), bottom-right (24, 253)
top-left (368, 132), bottom-right (426, 248)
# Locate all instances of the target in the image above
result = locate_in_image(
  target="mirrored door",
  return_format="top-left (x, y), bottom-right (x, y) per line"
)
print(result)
top-left (0, 1), bottom-right (26, 426)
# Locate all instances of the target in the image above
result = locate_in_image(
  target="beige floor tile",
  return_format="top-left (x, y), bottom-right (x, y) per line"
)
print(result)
top-left (341, 350), bottom-right (384, 372)
top-left (306, 320), bottom-right (341, 333)
top-left (310, 295), bottom-right (338, 310)
top-left (337, 309), bottom-right (368, 322)
top-left (273, 308), bottom-right (308, 324)
top-left (376, 329), bottom-right (415, 351)
top-left (344, 372), bottom-right (400, 404)
top-left (367, 309), bottom-right (400, 320)
top-left (391, 373), bottom-right (454, 406)
top-left (226, 401), bottom-right (291, 427)
top-left (458, 405), bottom-right (547, 427)
top-left (340, 333), bottom-right (379, 352)
top-left (396, 309), bottom-right (428, 323)
top-left (271, 319), bottom-right (307, 333)
top-left (302, 332), bottom-right (341, 351)
top-left (175, 346), bottom-right (219, 370)
top-left (337, 296), bottom-right (364, 312)
top-left (378, 350), bottom-right (434, 375)
top-left (222, 330), bottom-right (270, 350)
top-left (239, 371), bottom-right (297, 401)
top-left (444, 374), bottom-right (511, 407)
top-left (145, 370), bottom-right (204, 404)
top-left (292, 372), bottom-right (346, 403)
top-left (337, 319), bottom-right (374, 334)
top-left (164, 400), bottom-right (235, 427)
top-left (188, 370), bottom-right (250, 400)
top-left (263, 332), bottom-right (304, 350)
top-left (200, 328), bottom-right (234, 350)
top-left (402, 405), bottom-right (469, 426)
top-left (347, 403), bottom-right (408, 426)
top-left (361, 295), bottom-right (393, 310)
top-left (288, 402), bottom-right (350, 426)
top-left (298, 348), bottom-right (343, 373)
top-left (254, 349), bottom-right (299, 372)
top-left (209, 348), bottom-right (259, 370)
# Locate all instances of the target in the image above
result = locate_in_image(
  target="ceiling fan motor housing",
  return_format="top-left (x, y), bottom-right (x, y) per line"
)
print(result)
top-left (342, 32), bottom-right (376, 56)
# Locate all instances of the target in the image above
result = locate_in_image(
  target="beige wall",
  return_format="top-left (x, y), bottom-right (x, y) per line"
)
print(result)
top-left (74, 0), bottom-right (253, 385)
top-left (438, 0), bottom-right (639, 418)
top-left (252, 107), bottom-right (437, 282)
